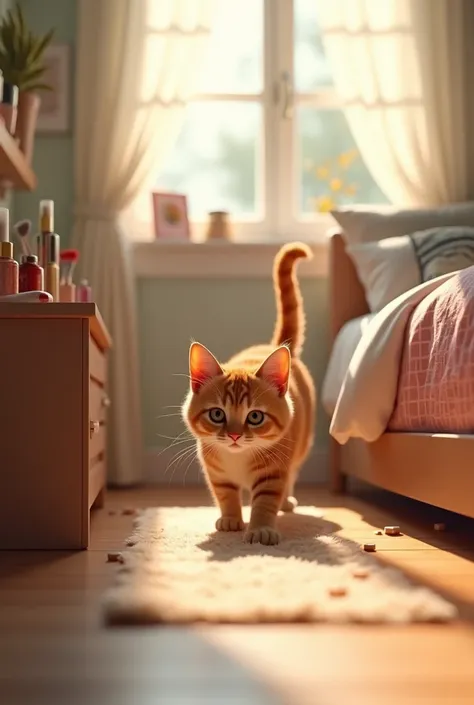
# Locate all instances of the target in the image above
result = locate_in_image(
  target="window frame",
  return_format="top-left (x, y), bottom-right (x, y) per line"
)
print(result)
top-left (129, 0), bottom-right (353, 244)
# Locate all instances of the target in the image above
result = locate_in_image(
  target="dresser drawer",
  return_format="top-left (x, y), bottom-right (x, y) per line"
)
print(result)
top-left (89, 423), bottom-right (106, 461)
top-left (89, 375), bottom-right (108, 461)
top-left (89, 336), bottom-right (107, 385)
top-left (89, 377), bottom-right (110, 424)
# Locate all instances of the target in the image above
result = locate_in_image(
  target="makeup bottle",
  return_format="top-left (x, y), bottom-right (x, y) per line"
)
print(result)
top-left (19, 254), bottom-right (44, 292)
top-left (37, 199), bottom-right (60, 300)
top-left (37, 199), bottom-right (53, 267)
top-left (59, 249), bottom-right (79, 302)
top-left (0, 208), bottom-right (19, 296)
top-left (76, 278), bottom-right (92, 302)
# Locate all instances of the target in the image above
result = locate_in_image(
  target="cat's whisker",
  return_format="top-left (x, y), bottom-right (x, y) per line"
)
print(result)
top-left (167, 448), bottom-right (197, 485)
top-left (156, 430), bottom-right (192, 442)
top-left (155, 438), bottom-right (195, 460)
top-left (155, 412), bottom-right (184, 420)
top-left (182, 449), bottom-right (199, 486)
top-left (165, 444), bottom-right (197, 478)
top-left (266, 444), bottom-right (290, 464)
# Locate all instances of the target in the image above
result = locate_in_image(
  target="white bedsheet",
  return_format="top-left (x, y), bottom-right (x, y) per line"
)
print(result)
top-left (321, 314), bottom-right (374, 415)
top-left (329, 271), bottom-right (458, 445)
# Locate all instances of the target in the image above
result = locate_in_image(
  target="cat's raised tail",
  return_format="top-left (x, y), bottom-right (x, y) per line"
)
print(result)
top-left (271, 242), bottom-right (313, 357)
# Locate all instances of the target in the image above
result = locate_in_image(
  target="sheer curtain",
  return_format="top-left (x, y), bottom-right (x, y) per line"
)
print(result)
top-left (318, 0), bottom-right (474, 206)
top-left (72, 0), bottom-right (214, 484)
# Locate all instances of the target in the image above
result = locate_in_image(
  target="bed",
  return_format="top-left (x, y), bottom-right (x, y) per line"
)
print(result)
top-left (325, 230), bottom-right (474, 519)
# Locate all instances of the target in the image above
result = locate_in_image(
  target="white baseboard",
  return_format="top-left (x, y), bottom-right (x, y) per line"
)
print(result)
top-left (144, 445), bottom-right (328, 485)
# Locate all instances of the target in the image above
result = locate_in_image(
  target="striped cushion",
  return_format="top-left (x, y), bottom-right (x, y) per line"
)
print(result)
top-left (410, 226), bottom-right (474, 281)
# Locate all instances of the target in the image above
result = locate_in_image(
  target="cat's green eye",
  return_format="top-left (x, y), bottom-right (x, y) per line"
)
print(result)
top-left (208, 407), bottom-right (226, 424)
top-left (247, 410), bottom-right (265, 426)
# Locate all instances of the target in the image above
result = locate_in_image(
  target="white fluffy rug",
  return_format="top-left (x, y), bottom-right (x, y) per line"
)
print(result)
top-left (102, 506), bottom-right (457, 625)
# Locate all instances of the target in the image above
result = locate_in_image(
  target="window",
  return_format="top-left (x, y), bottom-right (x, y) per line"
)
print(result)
top-left (132, 0), bottom-right (388, 242)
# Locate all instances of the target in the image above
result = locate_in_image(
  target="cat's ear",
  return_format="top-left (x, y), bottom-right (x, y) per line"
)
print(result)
top-left (189, 342), bottom-right (223, 393)
top-left (255, 346), bottom-right (291, 396)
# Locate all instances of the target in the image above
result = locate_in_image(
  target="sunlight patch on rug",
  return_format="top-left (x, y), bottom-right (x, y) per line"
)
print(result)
top-left (102, 506), bottom-right (457, 625)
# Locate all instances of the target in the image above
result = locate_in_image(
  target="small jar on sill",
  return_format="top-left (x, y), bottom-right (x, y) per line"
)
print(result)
top-left (205, 211), bottom-right (233, 241)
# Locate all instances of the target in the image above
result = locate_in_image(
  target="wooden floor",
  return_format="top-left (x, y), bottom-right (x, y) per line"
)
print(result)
top-left (1, 485), bottom-right (474, 705)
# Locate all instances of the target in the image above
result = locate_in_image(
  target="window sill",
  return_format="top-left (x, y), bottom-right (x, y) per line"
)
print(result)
top-left (132, 238), bottom-right (329, 279)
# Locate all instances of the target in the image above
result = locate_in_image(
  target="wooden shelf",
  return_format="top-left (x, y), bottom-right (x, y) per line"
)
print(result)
top-left (0, 120), bottom-right (36, 190)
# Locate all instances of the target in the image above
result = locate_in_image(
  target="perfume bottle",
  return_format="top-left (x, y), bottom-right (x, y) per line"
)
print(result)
top-left (0, 207), bottom-right (18, 296)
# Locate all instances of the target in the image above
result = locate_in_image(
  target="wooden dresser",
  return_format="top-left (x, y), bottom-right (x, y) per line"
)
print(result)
top-left (0, 303), bottom-right (112, 549)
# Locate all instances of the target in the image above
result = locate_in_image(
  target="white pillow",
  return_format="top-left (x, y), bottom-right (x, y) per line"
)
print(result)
top-left (346, 226), bottom-right (474, 311)
top-left (331, 202), bottom-right (474, 245)
top-left (346, 236), bottom-right (418, 311)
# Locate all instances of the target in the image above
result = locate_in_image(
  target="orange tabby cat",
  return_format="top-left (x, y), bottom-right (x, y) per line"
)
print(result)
top-left (182, 243), bottom-right (316, 545)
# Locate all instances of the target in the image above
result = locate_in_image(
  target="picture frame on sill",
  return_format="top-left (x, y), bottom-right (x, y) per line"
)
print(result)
top-left (152, 192), bottom-right (190, 240)
top-left (37, 44), bottom-right (70, 134)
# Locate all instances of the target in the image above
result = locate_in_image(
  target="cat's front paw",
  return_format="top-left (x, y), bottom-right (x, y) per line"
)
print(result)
top-left (244, 526), bottom-right (281, 545)
top-left (216, 516), bottom-right (245, 532)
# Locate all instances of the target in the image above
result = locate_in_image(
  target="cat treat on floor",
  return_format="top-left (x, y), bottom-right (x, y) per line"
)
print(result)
top-left (374, 530), bottom-right (383, 535)
top-left (122, 508), bottom-right (136, 516)
top-left (363, 543), bottom-right (376, 552)
top-left (352, 568), bottom-right (369, 579)
top-left (328, 586), bottom-right (347, 598)
top-left (384, 526), bottom-right (401, 536)
top-left (107, 552), bottom-right (124, 563)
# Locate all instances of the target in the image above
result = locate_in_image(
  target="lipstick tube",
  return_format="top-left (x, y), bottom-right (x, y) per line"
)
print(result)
top-left (36, 199), bottom-right (55, 269)
top-left (45, 233), bottom-right (59, 301)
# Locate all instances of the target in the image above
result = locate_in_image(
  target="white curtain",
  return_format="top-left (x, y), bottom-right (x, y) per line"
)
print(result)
top-left (318, 0), bottom-right (474, 207)
top-left (72, 0), bottom-right (214, 485)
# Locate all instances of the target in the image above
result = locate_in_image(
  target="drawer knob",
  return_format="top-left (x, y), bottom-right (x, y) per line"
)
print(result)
top-left (101, 395), bottom-right (111, 408)
top-left (90, 420), bottom-right (100, 438)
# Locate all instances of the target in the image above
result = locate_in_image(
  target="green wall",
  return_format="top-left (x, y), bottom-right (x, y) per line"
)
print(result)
top-left (137, 277), bottom-right (330, 450)
top-left (14, 0), bottom-right (76, 240)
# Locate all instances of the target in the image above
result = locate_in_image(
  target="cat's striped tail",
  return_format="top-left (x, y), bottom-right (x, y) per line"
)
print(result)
top-left (271, 242), bottom-right (313, 357)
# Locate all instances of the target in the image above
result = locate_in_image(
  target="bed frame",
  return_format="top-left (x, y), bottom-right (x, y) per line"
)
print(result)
top-left (329, 231), bottom-right (474, 519)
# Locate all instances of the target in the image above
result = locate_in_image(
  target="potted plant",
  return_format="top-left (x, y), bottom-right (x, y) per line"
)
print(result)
top-left (0, 2), bottom-right (54, 162)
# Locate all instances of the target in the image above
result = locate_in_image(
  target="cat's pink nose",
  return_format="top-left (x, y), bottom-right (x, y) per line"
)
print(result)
top-left (228, 433), bottom-right (241, 442)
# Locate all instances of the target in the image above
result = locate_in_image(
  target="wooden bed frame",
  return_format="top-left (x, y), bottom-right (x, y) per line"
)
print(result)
top-left (328, 231), bottom-right (474, 519)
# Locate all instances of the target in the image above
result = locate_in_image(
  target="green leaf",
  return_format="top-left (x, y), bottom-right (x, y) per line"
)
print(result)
top-left (21, 66), bottom-right (46, 84)
top-left (29, 27), bottom-right (54, 63)
top-left (15, 1), bottom-right (25, 39)
top-left (21, 81), bottom-right (52, 92)
top-left (0, 5), bottom-right (55, 86)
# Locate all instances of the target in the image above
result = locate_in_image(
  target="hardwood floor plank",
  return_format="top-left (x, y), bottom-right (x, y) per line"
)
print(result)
top-left (0, 485), bottom-right (473, 704)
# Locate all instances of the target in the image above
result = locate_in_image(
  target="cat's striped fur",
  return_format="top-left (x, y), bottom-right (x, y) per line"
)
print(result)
top-left (182, 242), bottom-right (316, 545)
